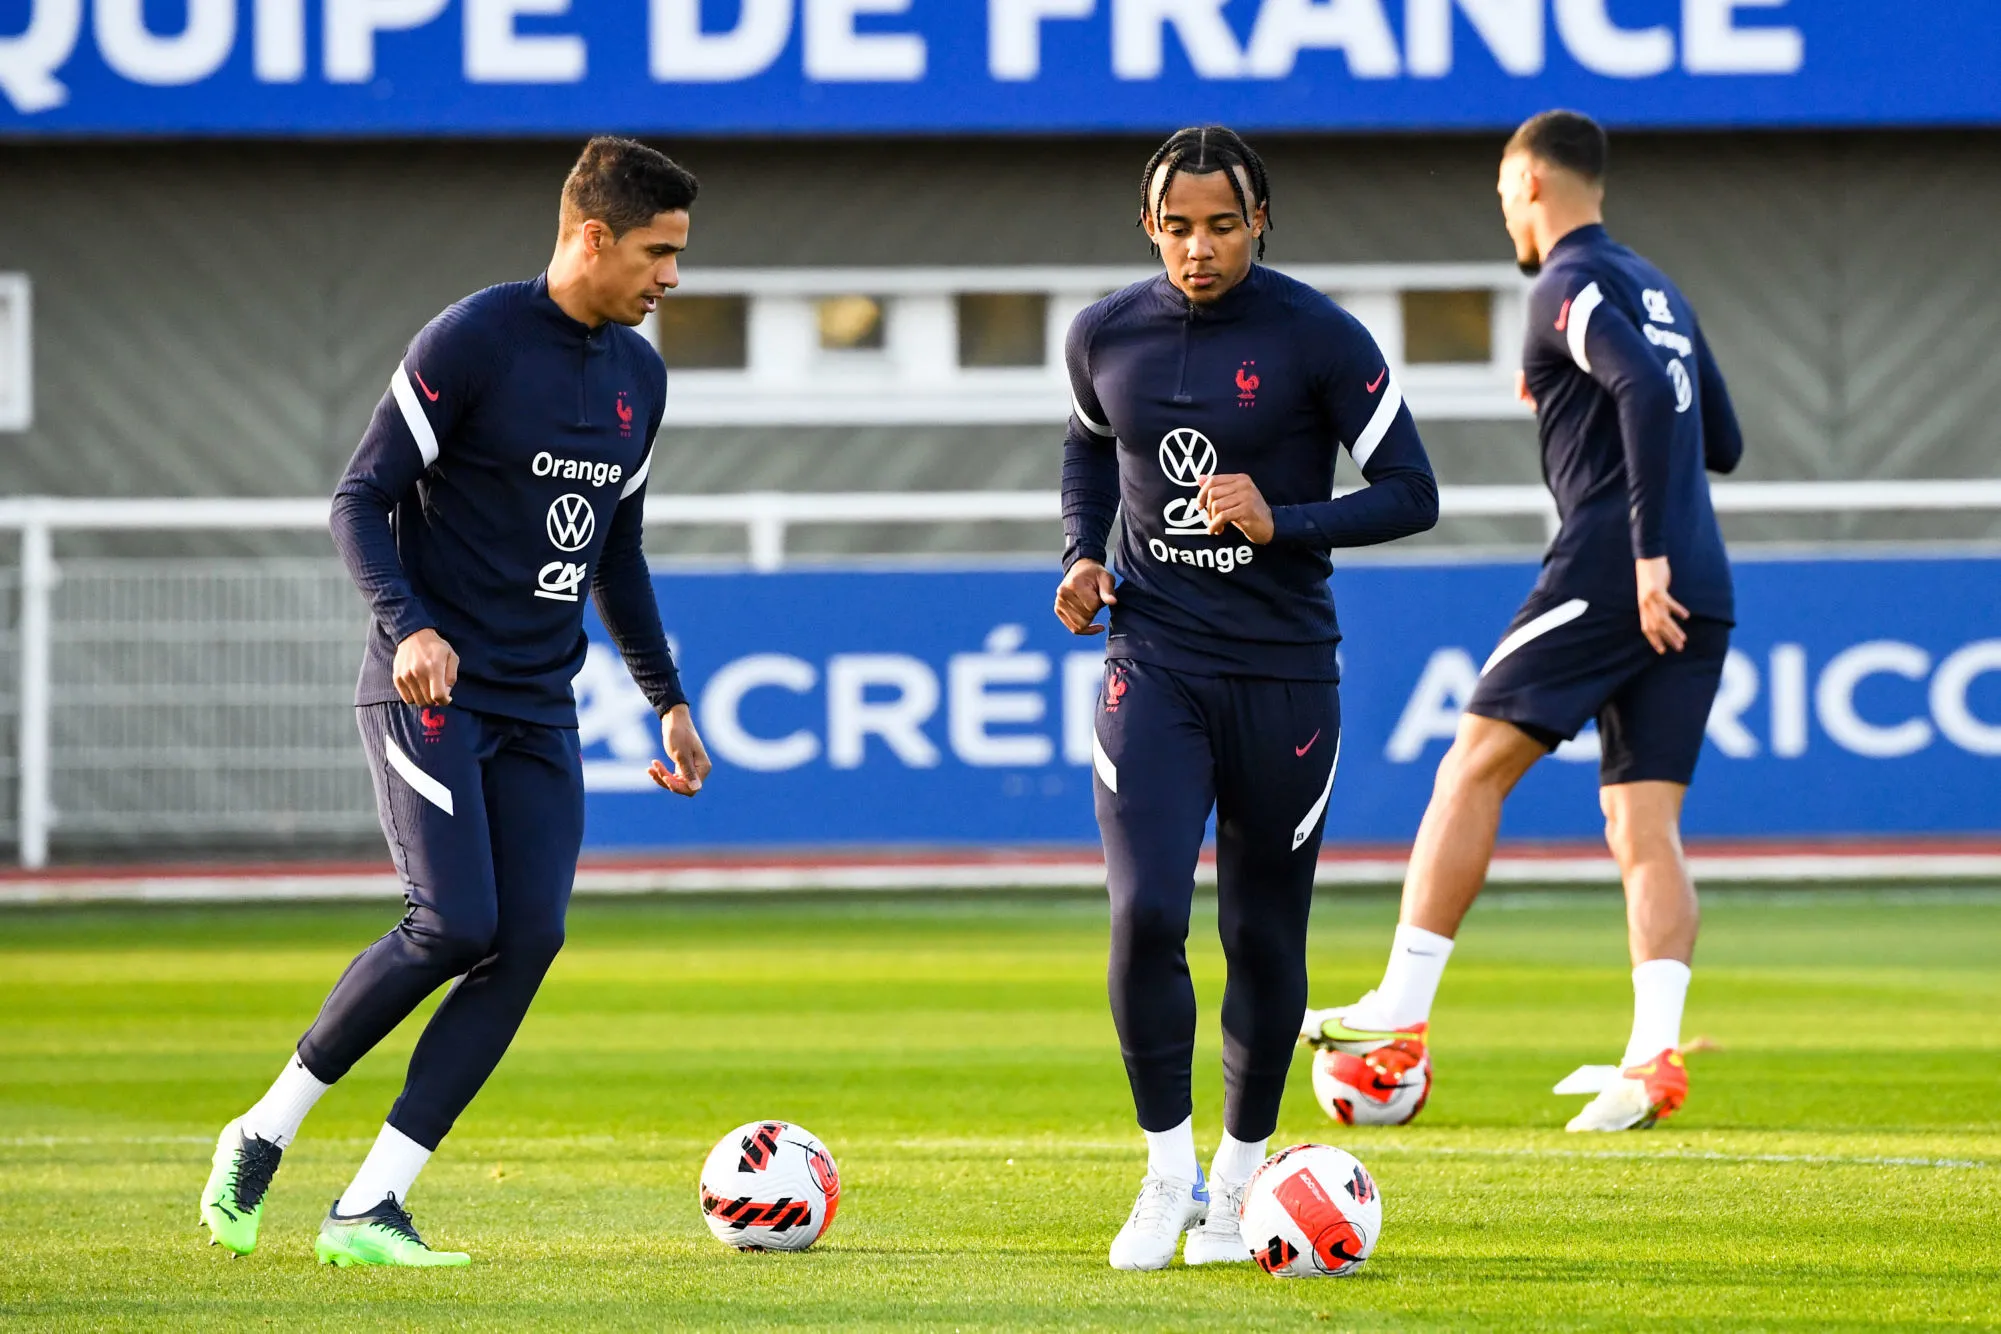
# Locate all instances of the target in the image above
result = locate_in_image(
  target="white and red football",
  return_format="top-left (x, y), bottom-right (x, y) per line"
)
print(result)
top-left (1311, 1040), bottom-right (1432, 1126)
top-left (698, 1120), bottom-right (841, 1252)
top-left (1239, 1143), bottom-right (1383, 1278)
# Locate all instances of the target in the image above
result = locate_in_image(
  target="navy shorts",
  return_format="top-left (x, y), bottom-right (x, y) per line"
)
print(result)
top-left (1465, 592), bottom-right (1731, 787)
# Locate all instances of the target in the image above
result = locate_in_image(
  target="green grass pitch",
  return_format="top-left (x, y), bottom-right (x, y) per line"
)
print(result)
top-left (2, 886), bottom-right (1997, 1331)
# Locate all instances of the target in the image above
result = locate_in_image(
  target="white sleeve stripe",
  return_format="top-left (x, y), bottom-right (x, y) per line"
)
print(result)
top-left (389, 361), bottom-right (441, 468)
top-left (1348, 374), bottom-right (1404, 472)
top-left (1566, 282), bottom-right (1604, 374)
top-left (620, 448), bottom-right (653, 499)
top-left (1072, 394), bottom-right (1114, 438)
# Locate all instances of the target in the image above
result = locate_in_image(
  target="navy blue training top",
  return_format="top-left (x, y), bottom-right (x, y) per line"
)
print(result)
top-left (1062, 265), bottom-right (1439, 680)
top-left (331, 274), bottom-right (686, 727)
top-left (1524, 224), bottom-right (1744, 622)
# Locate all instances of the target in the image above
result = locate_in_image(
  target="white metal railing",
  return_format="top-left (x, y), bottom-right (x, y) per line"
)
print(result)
top-left (3, 479), bottom-right (1999, 868)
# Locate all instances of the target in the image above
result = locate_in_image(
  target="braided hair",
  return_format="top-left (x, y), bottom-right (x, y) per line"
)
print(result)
top-left (1138, 125), bottom-right (1273, 260)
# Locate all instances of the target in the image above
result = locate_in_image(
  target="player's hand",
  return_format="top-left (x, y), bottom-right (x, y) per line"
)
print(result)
top-left (1197, 474), bottom-right (1274, 544)
top-left (649, 703), bottom-right (711, 797)
top-left (1055, 559), bottom-right (1117, 636)
top-left (1636, 556), bottom-right (1689, 654)
top-left (393, 628), bottom-right (458, 706)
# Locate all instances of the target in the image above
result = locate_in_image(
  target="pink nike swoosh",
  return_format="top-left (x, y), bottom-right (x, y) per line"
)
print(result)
top-left (1365, 369), bottom-right (1386, 393)
top-left (1296, 730), bottom-right (1320, 757)
top-left (413, 370), bottom-right (440, 402)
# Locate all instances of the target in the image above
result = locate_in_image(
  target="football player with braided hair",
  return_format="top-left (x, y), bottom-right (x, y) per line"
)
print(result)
top-left (1055, 124), bottom-right (1439, 1270)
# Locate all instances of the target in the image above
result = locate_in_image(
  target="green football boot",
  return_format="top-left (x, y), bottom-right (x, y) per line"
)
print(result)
top-left (316, 1195), bottom-right (471, 1268)
top-left (199, 1119), bottom-right (285, 1256)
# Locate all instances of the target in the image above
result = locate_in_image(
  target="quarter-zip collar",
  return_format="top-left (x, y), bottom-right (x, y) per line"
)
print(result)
top-left (1151, 264), bottom-right (1267, 404)
top-left (1148, 263), bottom-right (1268, 325)
top-left (527, 273), bottom-right (603, 428)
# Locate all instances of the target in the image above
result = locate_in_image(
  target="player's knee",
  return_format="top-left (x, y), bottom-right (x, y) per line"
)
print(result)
top-left (1601, 804), bottom-right (1678, 866)
top-left (1434, 738), bottom-right (1509, 802)
top-left (402, 904), bottom-right (498, 972)
top-left (501, 922), bottom-right (567, 971)
top-left (1112, 895), bottom-right (1190, 950)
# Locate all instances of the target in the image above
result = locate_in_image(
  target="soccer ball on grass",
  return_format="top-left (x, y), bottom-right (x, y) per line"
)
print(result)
top-left (1239, 1143), bottom-right (1383, 1278)
top-left (1310, 1040), bottom-right (1431, 1125)
top-left (698, 1120), bottom-right (841, 1252)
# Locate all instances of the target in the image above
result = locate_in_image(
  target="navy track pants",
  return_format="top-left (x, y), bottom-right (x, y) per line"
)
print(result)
top-left (1091, 658), bottom-right (1340, 1142)
top-left (295, 702), bottom-right (584, 1150)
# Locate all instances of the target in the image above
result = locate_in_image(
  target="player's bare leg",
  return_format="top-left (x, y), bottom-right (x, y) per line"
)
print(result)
top-left (1603, 781), bottom-right (1698, 966)
top-left (1400, 716), bottom-right (1550, 940)
top-left (1565, 781), bottom-right (1697, 1131)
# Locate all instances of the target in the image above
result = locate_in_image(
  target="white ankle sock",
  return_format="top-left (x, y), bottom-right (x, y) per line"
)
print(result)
top-left (1210, 1131), bottom-right (1268, 1185)
top-left (336, 1124), bottom-right (433, 1217)
top-left (1622, 959), bottom-right (1692, 1068)
top-left (1143, 1116), bottom-right (1199, 1182)
top-left (239, 1054), bottom-right (330, 1148)
top-left (1375, 924), bottom-right (1456, 1028)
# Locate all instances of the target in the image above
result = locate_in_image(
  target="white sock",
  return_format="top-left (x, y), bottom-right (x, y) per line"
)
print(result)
top-left (1374, 924), bottom-right (1456, 1028)
top-left (336, 1124), bottom-right (433, 1216)
top-left (1210, 1131), bottom-right (1268, 1185)
top-left (1622, 958), bottom-right (1692, 1068)
top-left (239, 1054), bottom-right (330, 1149)
top-left (1143, 1116), bottom-right (1199, 1182)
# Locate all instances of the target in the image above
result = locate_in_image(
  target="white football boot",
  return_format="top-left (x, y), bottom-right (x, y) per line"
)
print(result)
top-left (1181, 1175), bottom-right (1252, 1265)
top-left (1107, 1167), bottom-right (1208, 1271)
top-left (1301, 989), bottom-right (1407, 1049)
top-left (1564, 1049), bottom-right (1688, 1132)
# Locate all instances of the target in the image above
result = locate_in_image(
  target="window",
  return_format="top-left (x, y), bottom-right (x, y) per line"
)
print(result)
top-left (957, 293), bottom-right (1047, 368)
top-left (817, 295), bottom-right (886, 351)
top-left (654, 295), bottom-right (748, 370)
top-left (0, 274), bottom-right (29, 432)
top-left (1401, 288), bottom-right (1493, 365)
top-left (653, 265), bottom-right (1526, 424)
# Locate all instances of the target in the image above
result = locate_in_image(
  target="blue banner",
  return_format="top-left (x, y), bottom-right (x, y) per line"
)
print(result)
top-left (576, 554), bottom-right (2001, 850)
top-left (4, 1), bottom-right (1999, 135)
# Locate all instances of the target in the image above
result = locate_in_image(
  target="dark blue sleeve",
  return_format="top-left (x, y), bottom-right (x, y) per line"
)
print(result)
top-left (590, 362), bottom-right (688, 716)
top-left (1572, 283), bottom-right (1678, 559)
top-left (1694, 322), bottom-right (1744, 475)
top-left (1060, 307), bottom-right (1120, 571)
top-left (1268, 310), bottom-right (1439, 549)
top-left (329, 305), bottom-right (485, 646)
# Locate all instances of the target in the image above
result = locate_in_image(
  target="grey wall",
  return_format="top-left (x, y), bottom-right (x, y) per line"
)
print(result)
top-left (2, 132), bottom-right (1997, 549)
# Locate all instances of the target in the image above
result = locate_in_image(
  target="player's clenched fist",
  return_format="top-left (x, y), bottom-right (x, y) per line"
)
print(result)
top-left (649, 703), bottom-right (712, 797)
top-left (1197, 473), bottom-right (1275, 544)
top-left (1055, 558), bottom-right (1119, 635)
top-left (393, 628), bottom-right (459, 707)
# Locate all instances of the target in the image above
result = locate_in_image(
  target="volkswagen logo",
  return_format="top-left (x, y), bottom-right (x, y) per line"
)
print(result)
top-left (1157, 428), bottom-right (1218, 488)
top-left (546, 493), bottom-right (596, 552)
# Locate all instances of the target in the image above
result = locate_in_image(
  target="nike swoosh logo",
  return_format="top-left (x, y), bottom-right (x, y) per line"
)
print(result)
top-left (1365, 368), bottom-right (1386, 393)
top-left (1555, 297), bottom-right (1572, 332)
top-left (412, 370), bottom-right (440, 402)
top-left (1316, 1020), bottom-right (1409, 1044)
top-left (1295, 729), bottom-right (1320, 757)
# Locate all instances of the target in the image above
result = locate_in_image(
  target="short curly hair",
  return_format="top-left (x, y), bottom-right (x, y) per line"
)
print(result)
top-left (559, 137), bottom-right (700, 238)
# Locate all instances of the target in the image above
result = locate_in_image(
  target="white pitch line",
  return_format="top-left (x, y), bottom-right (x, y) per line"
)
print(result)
top-left (4, 1135), bottom-right (1984, 1171)
top-left (1357, 1144), bottom-right (1989, 1170)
